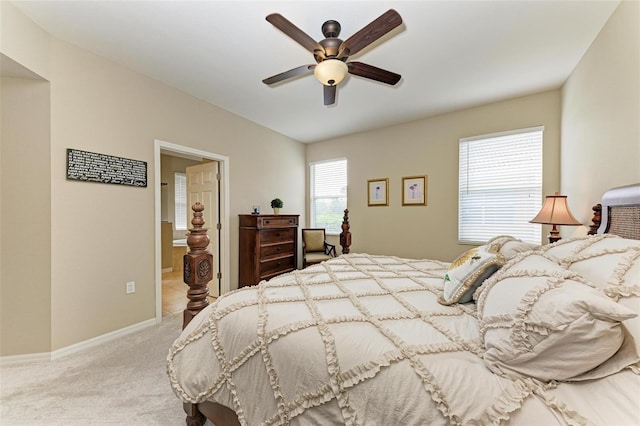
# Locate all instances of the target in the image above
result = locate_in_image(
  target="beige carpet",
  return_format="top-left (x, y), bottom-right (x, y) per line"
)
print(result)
top-left (1, 314), bottom-right (189, 425)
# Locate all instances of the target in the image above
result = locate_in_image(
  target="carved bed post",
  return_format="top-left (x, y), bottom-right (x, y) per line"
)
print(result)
top-left (340, 208), bottom-right (352, 254)
top-left (182, 202), bottom-right (212, 426)
top-left (588, 203), bottom-right (602, 235)
top-left (182, 202), bottom-right (212, 330)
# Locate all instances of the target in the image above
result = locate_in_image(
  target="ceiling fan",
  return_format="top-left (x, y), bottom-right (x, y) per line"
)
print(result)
top-left (262, 9), bottom-right (403, 106)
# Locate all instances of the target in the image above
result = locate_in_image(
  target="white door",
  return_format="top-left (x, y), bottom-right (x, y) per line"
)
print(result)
top-left (186, 161), bottom-right (220, 297)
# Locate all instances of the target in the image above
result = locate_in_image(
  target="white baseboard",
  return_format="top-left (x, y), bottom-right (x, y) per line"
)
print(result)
top-left (0, 318), bottom-right (157, 366)
top-left (0, 351), bottom-right (51, 366)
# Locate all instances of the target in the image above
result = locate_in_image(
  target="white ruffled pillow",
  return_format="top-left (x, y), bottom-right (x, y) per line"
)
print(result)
top-left (540, 234), bottom-right (640, 354)
top-left (540, 234), bottom-right (640, 290)
top-left (476, 253), bottom-right (638, 382)
top-left (486, 235), bottom-right (540, 260)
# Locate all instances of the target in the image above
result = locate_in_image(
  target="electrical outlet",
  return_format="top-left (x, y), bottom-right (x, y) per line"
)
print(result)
top-left (126, 281), bottom-right (136, 294)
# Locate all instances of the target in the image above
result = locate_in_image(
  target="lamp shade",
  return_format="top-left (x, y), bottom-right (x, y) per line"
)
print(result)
top-left (530, 193), bottom-right (582, 225)
top-left (314, 59), bottom-right (348, 86)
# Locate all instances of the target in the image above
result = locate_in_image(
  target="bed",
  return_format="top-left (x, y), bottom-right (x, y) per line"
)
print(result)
top-left (168, 185), bottom-right (640, 426)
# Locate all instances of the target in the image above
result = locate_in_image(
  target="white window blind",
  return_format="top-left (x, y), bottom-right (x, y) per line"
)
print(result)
top-left (310, 159), bottom-right (347, 234)
top-left (175, 172), bottom-right (187, 231)
top-left (459, 127), bottom-right (543, 245)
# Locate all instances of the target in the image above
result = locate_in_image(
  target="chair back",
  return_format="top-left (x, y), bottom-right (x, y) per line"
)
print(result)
top-left (302, 229), bottom-right (326, 252)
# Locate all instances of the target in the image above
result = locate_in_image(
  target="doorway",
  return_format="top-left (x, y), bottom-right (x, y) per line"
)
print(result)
top-left (154, 139), bottom-right (230, 323)
top-left (186, 161), bottom-right (221, 297)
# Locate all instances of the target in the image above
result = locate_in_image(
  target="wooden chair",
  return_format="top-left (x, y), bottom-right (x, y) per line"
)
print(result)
top-left (301, 228), bottom-right (337, 268)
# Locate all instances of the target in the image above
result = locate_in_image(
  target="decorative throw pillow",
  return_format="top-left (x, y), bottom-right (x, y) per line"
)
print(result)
top-left (439, 245), bottom-right (504, 305)
top-left (476, 253), bottom-right (638, 382)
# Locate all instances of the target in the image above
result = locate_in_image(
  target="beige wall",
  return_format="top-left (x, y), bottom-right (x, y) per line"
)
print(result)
top-left (561, 0), bottom-right (640, 226)
top-left (307, 91), bottom-right (561, 262)
top-left (1, 2), bottom-right (305, 355)
top-left (0, 1), bottom-right (50, 80)
top-left (1, 76), bottom-right (52, 355)
top-left (46, 40), bottom-right (305, 351)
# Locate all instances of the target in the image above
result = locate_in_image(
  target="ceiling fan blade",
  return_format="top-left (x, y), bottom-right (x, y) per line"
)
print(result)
top-left (348, 62), bottom-right (401, 86)
top-left (266, 13), bottom-right (324, 55)
top-left (338, 9), bottom-right (402, 58)
top-left (262, 64), bottom-right (314, 85)
top-left (324, 85), bottom-right (337, 105)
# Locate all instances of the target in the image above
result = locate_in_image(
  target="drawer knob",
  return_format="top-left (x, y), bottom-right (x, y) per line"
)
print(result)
top-left (276, 247), bottom-right (281, 251)
top-left (277, 262), bottom-right (281, 266)
top-left (265, 220), bottom-right (270, 224)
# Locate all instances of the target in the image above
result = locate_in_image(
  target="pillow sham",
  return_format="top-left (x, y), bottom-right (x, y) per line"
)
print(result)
top-left (439, 245), bottom-right (504, 305)
top-left (540, 234), bottom-right (640, 354)
top-left (486, 235), bottom-right (540, 260)
top-left (540, 234), bottom-right (640, 286)
top-left (476, 253), bottom-right (638, 382)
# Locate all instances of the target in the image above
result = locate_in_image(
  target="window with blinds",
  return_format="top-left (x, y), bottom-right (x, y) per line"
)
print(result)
top-left (459, 127), bottom-right (543, 245)
top-left (310, 159), bottom-right (347, 234)
top-left (175, 172), bottom-right (187, 231)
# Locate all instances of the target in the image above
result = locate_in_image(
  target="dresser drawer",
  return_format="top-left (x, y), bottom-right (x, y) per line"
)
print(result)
top-left (261, 242), bottom-right (295, 260)
top-left (260, 256), bottom-right (295, 280)
top-left (258, 216), bottom-right (298, 228)
top-left (260, 228), bottom-right (295, 244)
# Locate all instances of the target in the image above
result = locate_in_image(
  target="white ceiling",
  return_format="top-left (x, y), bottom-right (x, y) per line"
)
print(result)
top-left (10, 0), bottom-right (619, 143)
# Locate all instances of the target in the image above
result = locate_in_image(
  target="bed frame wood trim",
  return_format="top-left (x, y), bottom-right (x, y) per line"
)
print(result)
top-left (588, 183), bottom-right (640, 239)
top-left (340, 208), bottom-right (351, 254)
top-left (588, 203), bottom-right (602, 235)
top-left (180, 207), bottom-right (352, 426)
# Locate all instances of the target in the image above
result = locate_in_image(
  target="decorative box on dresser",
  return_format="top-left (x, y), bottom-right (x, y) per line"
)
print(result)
top-left (238, 214), bottom-right (299, 287)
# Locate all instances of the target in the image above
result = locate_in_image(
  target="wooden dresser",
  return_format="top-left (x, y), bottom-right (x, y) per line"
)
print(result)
top-left (238, 214), bottom-right (299, 287)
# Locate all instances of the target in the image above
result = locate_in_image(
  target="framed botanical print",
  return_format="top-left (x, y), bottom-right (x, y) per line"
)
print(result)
top-left (367, 178), bottom-right (389, 206)
top-left (402, 175), bottom-right (427, 206)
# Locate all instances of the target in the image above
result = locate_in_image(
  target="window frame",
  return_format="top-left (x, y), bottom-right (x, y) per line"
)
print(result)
top-left (458, 126), bottom-right (544, 245)
top-left (174, 172), bottom-right (187, 231)
top-left (309, 158), bottom-right (348, 236)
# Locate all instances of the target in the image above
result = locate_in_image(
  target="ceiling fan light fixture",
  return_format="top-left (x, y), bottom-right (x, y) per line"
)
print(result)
top-left (314, 59), bottom-right (348, 86)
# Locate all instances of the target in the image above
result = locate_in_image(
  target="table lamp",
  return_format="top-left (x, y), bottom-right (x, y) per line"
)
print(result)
top-left (530, 192), bottom-right (582, 243)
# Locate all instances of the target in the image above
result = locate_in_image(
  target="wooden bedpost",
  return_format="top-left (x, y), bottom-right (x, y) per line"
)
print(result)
top-left (184, 403), bottom-right (206, 426)
top-left (182, 202), bottom-right (212, 330)
top-left (340, 208), bottom-right (351, 254)
top-left (588, 203), bottom-right (602, 235)
top-left (182, 204), bottom-right (237, 426)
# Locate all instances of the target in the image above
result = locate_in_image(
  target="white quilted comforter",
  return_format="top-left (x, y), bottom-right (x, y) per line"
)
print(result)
top-left (168, 247), bottom-right (639, 425)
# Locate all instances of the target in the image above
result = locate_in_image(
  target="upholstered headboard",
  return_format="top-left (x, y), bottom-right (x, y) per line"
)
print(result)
top-left (589, 183), bottom-right (640, 240)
